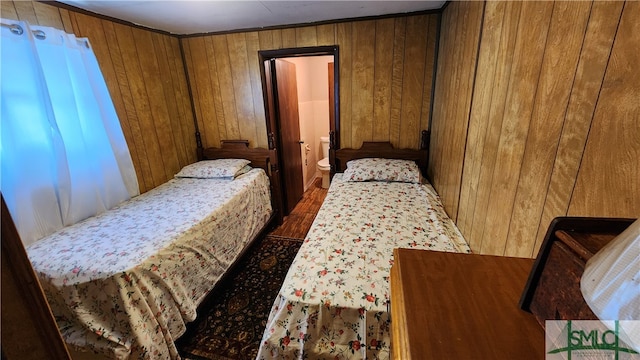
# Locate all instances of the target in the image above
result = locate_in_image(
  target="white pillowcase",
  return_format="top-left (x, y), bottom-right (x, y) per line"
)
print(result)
top-left (343, 158), bottom-right (421, 183)
top-left (175, 159), bottom-right (251, 179)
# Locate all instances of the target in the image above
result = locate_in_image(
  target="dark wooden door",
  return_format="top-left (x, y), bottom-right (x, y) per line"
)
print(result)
top-left (268, 59), bottom-right (304, 215)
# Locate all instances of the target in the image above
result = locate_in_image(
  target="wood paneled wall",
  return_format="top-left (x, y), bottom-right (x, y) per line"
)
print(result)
top-left (2, 1), bottom-right (196, 193)
top-left (431, 1), bottom-right (639, 258)
top-left (182, 14), bottom-right (438, 151)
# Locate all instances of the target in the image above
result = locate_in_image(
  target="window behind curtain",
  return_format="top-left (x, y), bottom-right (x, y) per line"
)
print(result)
top-left (1, 19), bottom-right (139, 246)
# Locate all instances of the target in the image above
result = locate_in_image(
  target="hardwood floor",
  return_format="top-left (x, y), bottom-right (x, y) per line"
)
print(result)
top-left (269, 177), bottom-right (328, 239)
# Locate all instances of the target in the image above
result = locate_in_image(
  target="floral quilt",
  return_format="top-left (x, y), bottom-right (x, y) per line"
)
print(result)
top-left (27, 169), bottom-right (272, 360)
top-left (257, 174), bottom-right (470, 359)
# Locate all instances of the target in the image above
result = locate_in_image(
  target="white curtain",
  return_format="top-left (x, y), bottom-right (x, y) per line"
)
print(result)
top-left (1, 19), bottom-right (139, 246)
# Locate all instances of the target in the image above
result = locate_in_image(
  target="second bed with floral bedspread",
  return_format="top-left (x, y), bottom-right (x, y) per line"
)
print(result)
top-left (28, 162), bottom-right (272, 360)
top-left (257, 159), bottom-right (470, 359)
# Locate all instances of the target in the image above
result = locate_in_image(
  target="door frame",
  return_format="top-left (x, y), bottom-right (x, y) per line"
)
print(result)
top-left (258, 46), bottom-right (340, 180)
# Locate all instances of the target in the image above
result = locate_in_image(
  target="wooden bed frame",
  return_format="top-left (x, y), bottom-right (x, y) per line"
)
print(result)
top-left (1, 141), bottom-right (284, 360)
top-left (332, 130), bottom-right (430, 176)
top-left (199, 140), bottom-right (283, 225)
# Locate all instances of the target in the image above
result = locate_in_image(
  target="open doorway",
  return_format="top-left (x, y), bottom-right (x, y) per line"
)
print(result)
top-left (259, 47), bottom-right (339, 216)
top-left (281, 55), bottom-right (333, 192)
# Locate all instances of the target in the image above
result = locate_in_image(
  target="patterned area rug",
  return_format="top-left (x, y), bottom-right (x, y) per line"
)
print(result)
top-left (176, 234), bottom-right (303, 360)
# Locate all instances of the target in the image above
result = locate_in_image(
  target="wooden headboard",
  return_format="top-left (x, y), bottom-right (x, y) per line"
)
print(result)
top-left (199, 140), bottom-right (283, 224)
top-left (333, 130), bottom-right (430, 176)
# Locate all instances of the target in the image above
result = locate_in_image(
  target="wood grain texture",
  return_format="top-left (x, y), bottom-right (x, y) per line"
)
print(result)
top-left (534, 1), bottom-right (624, 255)
top-left (391, 249), bottom-right (542, 359)
top-left (568, 1), bottom-right (640, 218)
top-left (435, 0), bottom-right (637, 258)
top-left (389, 17), bottom-right (406, 147)
top-left (316, 24), bottom-right (335, 47)
top-left (372, 18), bottom-right (394, 141)
top-left (182, 14), bottom-right (438, 152)
top-left (228, 32), bottom-right (259, 144)
top-left (480, 1), bottom-right (554, 256)
top-left (399, 15), bottom-right (429, 150)
top-left (268, 178), bottom-right (328, 239)
top-left (456, 1), bottom-right (507, 242)
top-left (505, 1), bottom-right (591, 258)
top-left (1, 1), bottom-right (18, 20)
top-left (12, 0), bottom-right (38, 23)
top-left (337, 22), bottom-right (353, 148)
top-left (350, 20), bottom-right (375, 148)
top-left (213, 35), bottom-right (242, 140)
top-left (429, 1), bottom-right (484, 220)
top-left (467, 1), bottom-right (521, 254)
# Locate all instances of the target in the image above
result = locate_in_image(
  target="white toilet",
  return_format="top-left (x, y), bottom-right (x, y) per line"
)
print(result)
top-left (317, 136), bottom-right (330, 189)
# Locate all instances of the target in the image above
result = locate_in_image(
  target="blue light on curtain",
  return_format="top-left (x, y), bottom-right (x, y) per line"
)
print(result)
top-left (1, 19), bottom-right (139, 246)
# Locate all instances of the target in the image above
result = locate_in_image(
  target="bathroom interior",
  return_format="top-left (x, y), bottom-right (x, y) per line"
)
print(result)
top-left (282, 55), bottom-right (333, 190)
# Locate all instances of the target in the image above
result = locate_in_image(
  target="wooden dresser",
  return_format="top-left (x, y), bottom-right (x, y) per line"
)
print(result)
top-left (390, 249), bottom-right (544, 359)
top-left (390, 217), bottom-right (634, 359)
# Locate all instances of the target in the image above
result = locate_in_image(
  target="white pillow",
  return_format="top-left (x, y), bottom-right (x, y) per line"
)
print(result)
top-left (343, 158), bottom-right (421, 183)
top-left (175, 159), bottom-right (251, 179)
top-left (580, 218), bottom-right (640, 351)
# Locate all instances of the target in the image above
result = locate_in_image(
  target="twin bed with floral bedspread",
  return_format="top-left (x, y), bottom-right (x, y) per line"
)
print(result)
top-left (26, 146), bottom-right (276, 360)
top-left (257, 145), bottom-right (471, 359)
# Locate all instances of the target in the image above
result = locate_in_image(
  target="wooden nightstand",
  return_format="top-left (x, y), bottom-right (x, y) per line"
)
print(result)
top-left (390, 249), bottom-right (544, 359)
top-left (519, 217), bottom-right (634, 326)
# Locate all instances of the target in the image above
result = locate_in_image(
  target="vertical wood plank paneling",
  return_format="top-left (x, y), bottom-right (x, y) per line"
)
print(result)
top-left (13, 1), bottom-right (38, 23)
top-left (181, 39), bottom-right (205, 148)
top-left (569, 1), bottom-right (640, 218)
top-left (212, 35), bottom-right (241, 140)
top-left (337, 22), bottom-right (353, 148)
top-left (399, 15), bottom-right (428, 149)
top-left (181, 14), bottom-right (437, 153)
top-left (316, 24), bottom-right (335, 46)
top-left (57, 8), bottom-right (74, 34)
top-left (71, 13), bottom-right (155, 191)
top-left (389, 17), bottom-right (406, 147)
top-left (429, 2), bottom-right (458, 200)
top-left (534, 1), bottom-right (624, 255)
top-left (152, 33), bottom-right (188, 167)
top-left (350, 20), bottom-right (375, 148)
top-left (437, 0), bottom-right (633, 258)
top-left (246, 31), bottom-right (269, 148)
top-left (203, 37), bottom-right (226, 145)
top-left (113, 23), bottom-right (168, 188)
top-left (295, 26), bottom-right (317, 47)
top-left (167, 36), bottom-right (197, 164)
top-left (102, 21), bottom-right (153, 192)
top-left (282, 28), bottom-right (296, 48)
top-left (429, 2), bottom-right (483, 220)
top-left (258, 30), bottom-right (274, 50)
top-left (420, 16), bottom-right (437, 133)
top-left (32, 1), bottom-right (63, 29)
top-left (505, 1), bottom-right (591, 257)
top-left (373, 18), bottom-right (394, 141)
top-left (227, 32), bottom-right (258, 143)
top-left (132, 27), bottom-right (180, 182)
top-left (1, 1), bottom-right (18, 20)
top-left (185, 37), bottom-right (214, 147)
top-left (95, 18), bottom-right (145, 190)
top-left (467, 2), bottom-right (521, 253)
top-left (272, 29), bottom-right (283, 49)
top-left (479, 2), bottom-right (554, 255)
top-left (456, 1), bottom-right (507, 242)
top-left (433, 4), bottom-right (462, 211)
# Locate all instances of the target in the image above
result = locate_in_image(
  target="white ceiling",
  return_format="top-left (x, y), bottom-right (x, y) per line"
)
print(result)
top-left (57, 1), bottom-right (446, 35)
